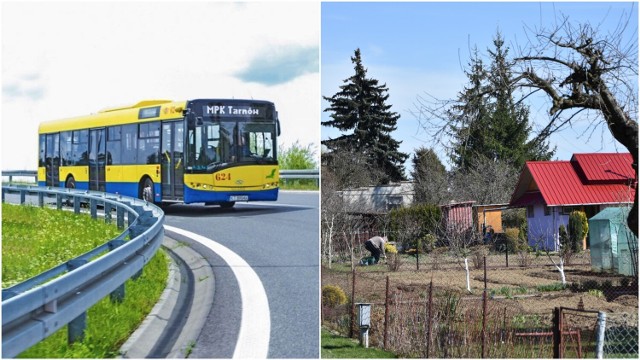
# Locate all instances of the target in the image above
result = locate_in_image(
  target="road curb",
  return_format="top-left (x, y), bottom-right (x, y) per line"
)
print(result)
top-left (118, 236), bottom-right (215, 358)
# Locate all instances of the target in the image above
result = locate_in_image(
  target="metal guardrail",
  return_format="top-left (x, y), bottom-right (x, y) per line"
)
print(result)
top-left (279, 169), bottom-right (319, 180)
top-left (1, 170), bottom-right (38, 183)
top-left (1, 185), bottom-right (164, 358)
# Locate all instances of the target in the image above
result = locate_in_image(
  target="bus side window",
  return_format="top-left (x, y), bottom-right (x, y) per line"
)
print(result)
top-left (138, 122), bottom-right (161, 165)
top-left (121, 124), bottom-right (138, 164)
top-left (72, 130), bottom-right (88, 166)
top-left (107, 126), bottom-right (121, 165)
top-left (60, 131), bottom-right (72, 166)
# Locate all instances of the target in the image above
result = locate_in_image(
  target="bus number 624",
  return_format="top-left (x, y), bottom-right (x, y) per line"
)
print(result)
top-left (215, 173), bottom-right (231, 181)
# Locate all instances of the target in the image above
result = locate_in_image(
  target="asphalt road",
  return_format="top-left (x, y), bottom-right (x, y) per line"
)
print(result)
top-left (162, 191), bottom-right (319, 358)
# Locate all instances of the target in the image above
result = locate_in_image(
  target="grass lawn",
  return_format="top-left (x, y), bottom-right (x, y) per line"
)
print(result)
top-left (321, 328), bottom-right (396, 358)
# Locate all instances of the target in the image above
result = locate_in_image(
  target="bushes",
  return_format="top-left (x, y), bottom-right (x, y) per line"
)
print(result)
top-left (568, 210), bottom-right (588, 251)
top-left (384, 243), bottom-right (398, 254)
top-left (389, 204), bottom-right (441, 250)
top-left (504, 227), bottom-right (527, 252)
top-left (322, 285), bottom-right (348, 308)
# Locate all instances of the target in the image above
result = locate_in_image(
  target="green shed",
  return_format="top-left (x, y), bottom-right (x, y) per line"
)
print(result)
top-left (588, 207), bottom-right (638, 276)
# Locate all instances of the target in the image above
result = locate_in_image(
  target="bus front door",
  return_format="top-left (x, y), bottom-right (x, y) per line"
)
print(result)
top-left (89, 128), bottom-right (106, 192)
top-left (161, 121), bottom-right (185, 201)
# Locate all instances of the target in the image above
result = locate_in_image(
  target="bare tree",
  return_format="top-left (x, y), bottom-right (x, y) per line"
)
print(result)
top-left (513, 14), bottom-right (638, 236)
top-left (321, 161), bottom-right (378, 270)
top-left (449, 155), bottom-right (519, 204)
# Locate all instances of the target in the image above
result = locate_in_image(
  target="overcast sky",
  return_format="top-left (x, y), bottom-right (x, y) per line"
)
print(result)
top-left (1, 1), bottom-right (320, 170)
top-left (322, 2), bottom-right (638, 172)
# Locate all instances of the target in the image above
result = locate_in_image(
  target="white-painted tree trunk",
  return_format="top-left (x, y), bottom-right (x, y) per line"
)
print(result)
top-left (464, 258), bottom-right (471, 292)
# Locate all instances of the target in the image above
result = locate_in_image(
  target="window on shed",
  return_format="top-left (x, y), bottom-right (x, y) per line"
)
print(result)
top-left (527, 205), bottom-right (535, 218)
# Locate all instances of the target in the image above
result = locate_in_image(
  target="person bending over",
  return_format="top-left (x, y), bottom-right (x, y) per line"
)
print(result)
top-left (364, 236), bottom-right (387, 263)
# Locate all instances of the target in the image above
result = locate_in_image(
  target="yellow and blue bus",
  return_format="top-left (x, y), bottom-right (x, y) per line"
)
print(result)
top-left (38, 99), bottom-right (280, 207)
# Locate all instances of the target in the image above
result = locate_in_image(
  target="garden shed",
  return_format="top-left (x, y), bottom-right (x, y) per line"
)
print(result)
top-left (588, 207), bottom-right (638, 276)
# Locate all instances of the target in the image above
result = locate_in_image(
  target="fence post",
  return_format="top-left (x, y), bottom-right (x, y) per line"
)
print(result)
top-left (350, 267), bottom-right (356, 339)
top-left (384, 275), bottom-right (390, 350)
top-left (426, 280), bottom-right (433, 358)
top-left (595, 311), bottom-right (607, 359)
top-left (505, 244), bottom-right (509, 268)
top-left (481, 256), bottom-right (488, 358)
top-left (553, 307), bottom-right (561, 358)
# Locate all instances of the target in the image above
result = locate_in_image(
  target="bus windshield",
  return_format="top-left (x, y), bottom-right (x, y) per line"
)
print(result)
top-left (187, 118), bottom-right (277, 171)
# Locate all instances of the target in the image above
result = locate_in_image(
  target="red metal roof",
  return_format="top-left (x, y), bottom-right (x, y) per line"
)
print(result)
top-left (571, 153), bottom-right (635, 183)
top-left (510, 153), bottom-right (636, 207)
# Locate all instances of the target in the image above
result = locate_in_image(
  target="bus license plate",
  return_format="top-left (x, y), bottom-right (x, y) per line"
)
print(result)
top-left (229, 195), bottom-right (249, 201)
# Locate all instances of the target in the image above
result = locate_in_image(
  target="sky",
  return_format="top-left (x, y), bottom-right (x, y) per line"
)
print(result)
top-left (1, 1), bottom-right (320, 171)
top-left (321, 1), bottom-right (638, 173)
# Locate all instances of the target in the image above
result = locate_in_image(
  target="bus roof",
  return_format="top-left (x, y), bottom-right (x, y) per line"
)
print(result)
top-left (38, 99), bottom-right (188, 134)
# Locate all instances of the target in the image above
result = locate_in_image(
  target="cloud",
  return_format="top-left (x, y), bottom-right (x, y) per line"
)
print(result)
top-left (235, 45), bottom-right (319, 86)
top-left (2, 73), bottom-right (46, 101)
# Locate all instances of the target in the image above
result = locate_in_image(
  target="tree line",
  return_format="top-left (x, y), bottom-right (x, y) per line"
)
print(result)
top-left (322, 17), bottom-right (637, 239)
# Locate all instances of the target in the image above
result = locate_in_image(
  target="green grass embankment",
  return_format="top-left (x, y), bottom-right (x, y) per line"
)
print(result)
top-left (2, 203), bottom-right (168, 358)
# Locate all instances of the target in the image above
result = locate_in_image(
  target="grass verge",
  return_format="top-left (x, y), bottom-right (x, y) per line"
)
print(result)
top-left (321, 328), bottom-right (396, 358)
top-left (2, 203), bottom-right (122, 288)
top-left (2, 203), bottom-right (169, 358)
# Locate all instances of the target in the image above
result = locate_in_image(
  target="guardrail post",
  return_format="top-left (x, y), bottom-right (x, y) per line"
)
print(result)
top-left (108, 240), bottom-right (126, 303)
top-left (38, 192), bottom-right (44, 207)
top-left (74, 196), bottom-right (81, 213)
top-left (56, 193), bottom-right (63, 210)
top-left (20, 189), bottom-right (26, 204)
top-left (67, 259), bottom-right (88, 344)
top-left (117, 207), bottom-right (125, 229)
top-left (104, 203), bottom-right (113, 224)
top-left (90, 199), bottom-right (98, 219)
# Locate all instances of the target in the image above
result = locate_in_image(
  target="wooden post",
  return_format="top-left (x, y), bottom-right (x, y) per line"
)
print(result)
top-left (553, 307), bottom-right (561, 358)
top-left (350, 267), bottom-right (356, 338)
top-left (505, 243), bottom-right (509, 268)
top-left (481, 256), bottom-right (488, 358)
top-left (426, 280), bottom-right (433, 358)
top-left (384, 275), bottom-right (390, 349)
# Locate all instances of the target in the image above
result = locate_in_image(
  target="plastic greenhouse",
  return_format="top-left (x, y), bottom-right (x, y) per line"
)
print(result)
top-left (588, 207), bottom-right (638, 276)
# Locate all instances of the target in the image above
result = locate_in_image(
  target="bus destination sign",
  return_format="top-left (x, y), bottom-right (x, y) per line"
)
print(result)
top-left (204, 105), bottom-right (261, 117)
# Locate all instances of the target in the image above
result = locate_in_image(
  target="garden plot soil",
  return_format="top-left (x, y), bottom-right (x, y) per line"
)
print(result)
top-left (322, 254), bottom-right (638, 328)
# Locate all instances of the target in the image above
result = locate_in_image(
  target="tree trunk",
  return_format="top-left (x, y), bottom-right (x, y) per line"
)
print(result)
top-left (598, 86), bottom-right (638, 237)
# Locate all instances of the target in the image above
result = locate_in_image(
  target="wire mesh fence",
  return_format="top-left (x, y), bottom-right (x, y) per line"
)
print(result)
top-left (603, 313), bottom-right (639, 358)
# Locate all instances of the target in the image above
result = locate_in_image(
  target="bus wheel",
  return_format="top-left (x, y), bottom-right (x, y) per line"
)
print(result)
top-left (141, 178), bottom-right (154, 203)
top-left (65, 176), bottom-right (76, 189)
top-left (220, 201), bottom-right (235, 209)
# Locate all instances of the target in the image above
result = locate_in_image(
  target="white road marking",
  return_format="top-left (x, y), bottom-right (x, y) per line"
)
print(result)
top-left (236, 202), bottom-right (310, 208)
top-left (164, 225), bottom-right (270, 359)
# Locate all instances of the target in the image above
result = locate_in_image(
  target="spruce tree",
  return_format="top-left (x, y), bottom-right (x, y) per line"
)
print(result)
top-left (487, 33), bottom-right (554, 166)
top-left (411, 147), bottom-right (448, 205)
top-left (448, 32), bottom-right (554, 172)
top-left (322, 48), bottom-right (408, 184)
top-left (447, 47), bottom-right (492, 170)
